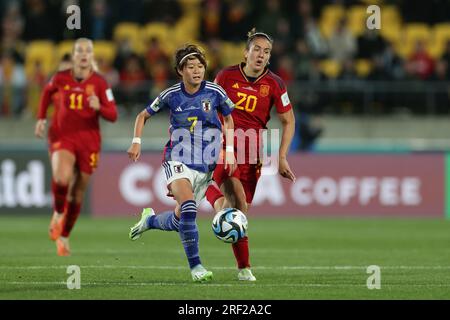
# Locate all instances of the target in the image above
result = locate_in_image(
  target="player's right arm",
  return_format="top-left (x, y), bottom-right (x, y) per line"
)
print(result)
top-left (222, 114), bottom-right (237, 175)
top-left (34, 77), bottom-right (58, 138)
top-left (127, 93), bottom-right (167, 162)
top-left (127, 109), bottom-right (151, 162)
top-left (216, 81), bottom-right (236, 175)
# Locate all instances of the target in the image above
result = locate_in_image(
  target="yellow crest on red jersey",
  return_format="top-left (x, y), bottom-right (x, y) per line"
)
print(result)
top-left (259, 85), bottom-right (270, 97)
top-left (86, 84), bottom-right (95, 95)
top-left (52, 142), bottom-right (61, 150)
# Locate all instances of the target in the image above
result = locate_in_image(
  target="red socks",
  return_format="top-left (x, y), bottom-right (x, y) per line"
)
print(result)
top-left (51, 180), bottom-right (82, 237)
top-left (206, 184), bottom-right (251, 268)
top-left (61, 202), bottom-right (81, 237)
top-left (232, 236), bottom-right (250, 269)
top-left (205, 184), bottom-right (223, 209)
top-left (52, 180), bottom-right (68, 214)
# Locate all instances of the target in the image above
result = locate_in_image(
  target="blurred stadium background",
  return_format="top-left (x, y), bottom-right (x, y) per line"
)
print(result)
top-left (1, 0), bottom-right (449, 216)
top-left (1, 0), bottom-right (450, 299)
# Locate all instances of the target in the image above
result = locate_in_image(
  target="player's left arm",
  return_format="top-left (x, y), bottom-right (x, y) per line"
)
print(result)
top-left (277, 109), bottom-right (296, 182)
top-left (274, 82), bottom-right (296, 182)
top-left (90, 79), bottom-right (118, 122)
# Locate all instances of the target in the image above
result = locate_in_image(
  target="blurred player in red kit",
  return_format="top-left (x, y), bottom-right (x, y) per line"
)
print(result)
top-left (36, 53), bottom-right (73, 158)
top-left (206, 28), bottom-right (296, 281)
top-left (35, 38), bottom-right (118, 256)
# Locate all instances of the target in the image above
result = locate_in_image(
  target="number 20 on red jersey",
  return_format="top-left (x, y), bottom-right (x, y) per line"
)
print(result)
top-left (235, 92), bottom-right (258, 113)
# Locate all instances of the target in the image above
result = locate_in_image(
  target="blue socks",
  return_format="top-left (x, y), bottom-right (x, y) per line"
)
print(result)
top-left (146, 211), bottom-right (179, 232)
top-left (145, 201), bottom-right (201, 270)
top-left (178, 200), bottom-right (201, 269)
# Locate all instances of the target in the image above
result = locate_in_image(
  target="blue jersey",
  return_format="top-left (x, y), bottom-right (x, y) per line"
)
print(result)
top-left (146, 80), bottom-right (235, 173)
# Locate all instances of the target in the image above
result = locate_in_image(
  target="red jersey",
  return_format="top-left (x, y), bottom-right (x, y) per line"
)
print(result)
top-left (215, 63), bottom-right (292, 162)
top-left (45, 91), bottom-right (62, 143)
top-left (37, 70), bottom-right (117, 150)
top-left (215, 63), bottom-right (292, 131)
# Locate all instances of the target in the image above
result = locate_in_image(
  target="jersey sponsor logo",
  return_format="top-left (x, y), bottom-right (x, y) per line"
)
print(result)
top-left (64, 85), bottom-right (71, 91)
top-left (86, 84), bottom-right (95, 95)
top-left (150, 97), bottom-right (161, 112)
top-left (260, 85), bottom-right (270, 97)
top-left (281, 92), bottom-right (290, 107)
top-left (73, 87), bottom-right (84, 92)
top-left (106, 88), bottom-right (115, 102)
top-left (232, 83), bottom-right (239, 89)
top-left (175, 106), bottom-right (183, 112)
top-left (202, 99), bottom-right (211, 112)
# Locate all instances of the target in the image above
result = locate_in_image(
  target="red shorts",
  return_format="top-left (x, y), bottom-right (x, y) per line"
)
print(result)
top-left (52, 138), bottom-right (100, 175)
top-left (213, 161), bottom-right (262, 204)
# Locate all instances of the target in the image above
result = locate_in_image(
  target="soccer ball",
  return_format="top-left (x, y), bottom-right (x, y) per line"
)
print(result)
top-left (212, 208), bottom-right (248, 243)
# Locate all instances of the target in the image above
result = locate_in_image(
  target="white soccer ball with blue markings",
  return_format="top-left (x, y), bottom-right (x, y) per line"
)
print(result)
top-left (212, 208), bottom-right (248, 243)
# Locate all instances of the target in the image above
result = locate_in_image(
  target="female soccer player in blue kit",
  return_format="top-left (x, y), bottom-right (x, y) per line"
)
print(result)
top-left (127, 44), bottom-right (236, 282)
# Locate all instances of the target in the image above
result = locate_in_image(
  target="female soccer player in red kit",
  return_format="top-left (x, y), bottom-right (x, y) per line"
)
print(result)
top-left (35, 53), bottom-right (73, 158)
top-left (206, 29), bottom-right (296, 281)
top-left (35, 38), bottom-right (118, 256)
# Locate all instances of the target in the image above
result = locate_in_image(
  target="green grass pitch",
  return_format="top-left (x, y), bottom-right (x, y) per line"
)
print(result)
top-left (0, 215), bottom-right (449, 299)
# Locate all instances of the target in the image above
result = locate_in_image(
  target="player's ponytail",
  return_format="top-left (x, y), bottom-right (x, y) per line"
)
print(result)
top-left (246, 28), bottom-right (274, 50)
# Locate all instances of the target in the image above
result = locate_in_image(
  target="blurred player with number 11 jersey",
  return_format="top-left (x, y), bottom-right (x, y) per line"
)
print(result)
top-left (35, 38), bottom-right (118, 256)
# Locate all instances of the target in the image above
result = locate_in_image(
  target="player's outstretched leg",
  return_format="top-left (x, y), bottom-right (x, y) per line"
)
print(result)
top-left (50, 150), bottom-right (76, 242)
top-left (55, 201), bottom-right (81, 256)
top-left (206, 184), bottom-right (256, 281)
top-left (49, 180), bottom-right (68, 241)
top-left (178, 200), bottom-right (213, 282)
top-left (129, 208), bottom-right (181, 240)
top-left (233, 237), bottom-right (256, 281)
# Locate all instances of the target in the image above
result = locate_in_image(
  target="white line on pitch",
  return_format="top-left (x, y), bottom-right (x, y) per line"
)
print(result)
top-left (1, 265), bottom-right (450, 270)
top-left (4, 281), bottom-right (450, 288)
